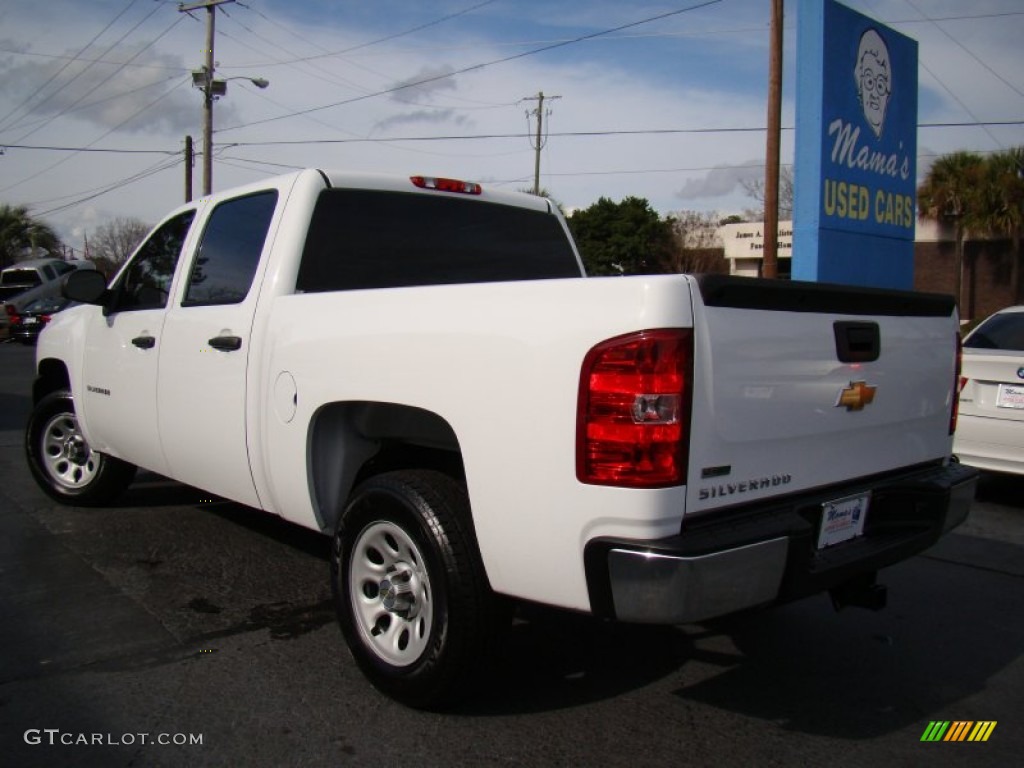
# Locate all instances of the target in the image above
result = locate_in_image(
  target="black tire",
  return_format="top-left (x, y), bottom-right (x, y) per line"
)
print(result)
top-left (331, 469), bottom-right (508, 708)
top-left (25, 390), bottom-right (136, 506)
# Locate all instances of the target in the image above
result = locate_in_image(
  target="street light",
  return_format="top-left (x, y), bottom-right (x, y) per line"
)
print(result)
top-left (191, 68), bottom-right (269, 195)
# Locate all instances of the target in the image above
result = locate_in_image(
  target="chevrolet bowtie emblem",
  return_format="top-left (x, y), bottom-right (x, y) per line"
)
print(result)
top-left (836, 381), bottom-right (877, 411)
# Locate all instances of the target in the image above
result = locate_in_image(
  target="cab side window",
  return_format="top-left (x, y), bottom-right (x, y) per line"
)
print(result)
top-left (183, 191), bottom-right (278, 306)
top-left (112, 211), bottom-right (196, 312)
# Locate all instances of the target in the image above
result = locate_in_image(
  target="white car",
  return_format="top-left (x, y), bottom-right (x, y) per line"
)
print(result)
top-left (955, 305), bottom-right (1024, 475)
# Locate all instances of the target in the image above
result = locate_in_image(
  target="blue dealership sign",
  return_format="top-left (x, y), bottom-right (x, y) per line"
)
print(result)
top-left (793, 0), bottom-right (918, 288)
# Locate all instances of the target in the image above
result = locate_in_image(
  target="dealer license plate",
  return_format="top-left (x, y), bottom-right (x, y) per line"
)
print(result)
top-left (817, 492), bottom-right (870, 549)
top-left (996, 384), bottom-right (1024, 409)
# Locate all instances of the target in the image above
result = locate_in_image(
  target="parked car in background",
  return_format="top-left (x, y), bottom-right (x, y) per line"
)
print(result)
top-left (1, 258), bottom-right (78, 302)
top-left (954, 305), bottom-right (1024, 475)
top-left (1, 258), bottom-right (95, 309)
top-left (7, 296), bottom-right (74, 345)
top-left (1, 258), bottom-right (95, 339)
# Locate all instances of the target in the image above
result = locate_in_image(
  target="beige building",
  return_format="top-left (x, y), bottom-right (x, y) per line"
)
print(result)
top-left (718, 221), bottom-right (793, 278)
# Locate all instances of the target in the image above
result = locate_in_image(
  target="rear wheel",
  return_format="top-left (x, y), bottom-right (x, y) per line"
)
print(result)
top-left (25, 390), bottom-right (136, 506)
top-left (332, 469), bottom-right (508, 708)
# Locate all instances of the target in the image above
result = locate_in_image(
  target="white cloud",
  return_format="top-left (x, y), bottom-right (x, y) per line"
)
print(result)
top-left (675, 161), bottom-right (763, 200)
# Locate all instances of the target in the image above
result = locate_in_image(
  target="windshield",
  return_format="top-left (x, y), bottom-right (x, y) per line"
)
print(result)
top-left (0, 269), bottom-right (42, 287)
top-left (964, 312), bottom-right (1024, 351)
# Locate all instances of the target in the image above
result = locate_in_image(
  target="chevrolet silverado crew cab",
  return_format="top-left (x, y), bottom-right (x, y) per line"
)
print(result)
top-left (27, 169), bottom-right (977, 707)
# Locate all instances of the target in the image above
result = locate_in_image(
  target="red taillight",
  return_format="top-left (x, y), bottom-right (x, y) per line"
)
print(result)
top-left (4, 304), bottom-right (15, 317)
top-left (410, 175), bottom-right (482, 195)
top-left (40, 314), bottom-right (52, 324)
top-left (951, 332), bottom-right (962, 435)
top-left (577, 329), bottom-right (693, 487)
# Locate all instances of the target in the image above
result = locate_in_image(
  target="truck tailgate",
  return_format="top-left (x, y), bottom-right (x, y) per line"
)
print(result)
top-left (685, 275), bottom-right (958, 516)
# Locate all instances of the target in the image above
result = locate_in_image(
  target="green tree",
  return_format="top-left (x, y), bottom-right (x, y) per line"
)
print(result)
top-left (0, 204), bottom-right (62, 268)
top-left (979, 147), bottom-right (1024, 303)
top-left (917, 151), bottom-right (986, 313)
top-left (567, 196), bottom-right (673, 276)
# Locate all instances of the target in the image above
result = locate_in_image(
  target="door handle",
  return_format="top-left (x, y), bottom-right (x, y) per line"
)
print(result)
top-left (209, 335), bottom-right (242, 352)
top-left (131, 335), bottom-right (156, 349)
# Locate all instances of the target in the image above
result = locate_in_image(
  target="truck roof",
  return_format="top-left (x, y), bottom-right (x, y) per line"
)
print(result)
top-left (188, 169), bottom-right (555, 215)
top-left (2, 257), bottom-right (66, 270)
top-left (318, 170), bottom-right (554, 212)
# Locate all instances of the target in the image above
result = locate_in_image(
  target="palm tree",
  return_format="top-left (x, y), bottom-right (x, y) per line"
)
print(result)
top-left (0, 204), bottom-right (61, 268)
top-left (980, 148), bottom-right (1024, 304)
top-left (918, 152), bottom-right (986, 315)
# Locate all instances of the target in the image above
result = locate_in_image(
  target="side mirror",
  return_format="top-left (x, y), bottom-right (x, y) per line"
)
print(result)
top-left (62, 269), bottom-right (108, 305)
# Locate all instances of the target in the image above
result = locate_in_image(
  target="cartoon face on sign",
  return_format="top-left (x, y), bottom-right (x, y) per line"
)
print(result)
top-left (854, 28), bottom-right (891, 139)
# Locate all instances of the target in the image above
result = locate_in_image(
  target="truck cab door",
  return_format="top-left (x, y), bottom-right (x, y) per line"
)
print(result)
top-left (79, 210), bottom-right (197, 475)
top-left (156, 190), bottom-right (279, 508)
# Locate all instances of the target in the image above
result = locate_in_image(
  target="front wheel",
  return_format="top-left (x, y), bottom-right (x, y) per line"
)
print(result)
top-left (25, 390), bottom-right (136, 506)
top-left (332, 470), bottom-right (508, 708)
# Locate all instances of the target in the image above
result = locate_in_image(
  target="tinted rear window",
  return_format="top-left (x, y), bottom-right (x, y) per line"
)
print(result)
top-left (1, 269), bottom-right (42, 287)
top-left (965, 312), bottom-right (1024, 351)
top-left (296, 189), bottom-right (581, 293)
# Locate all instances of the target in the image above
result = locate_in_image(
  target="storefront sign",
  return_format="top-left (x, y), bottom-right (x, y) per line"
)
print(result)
top-left (793, 0), bottom-right (918, 288)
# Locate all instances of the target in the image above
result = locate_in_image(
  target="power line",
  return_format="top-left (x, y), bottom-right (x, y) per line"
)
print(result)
top-left (6, 14), bottom-right (186, 148)
top-left (0, 74), bottom-right (184, 139)
top-left (0, 0), bottom-right (144, 134)
top-left (225, 0), bottom-right (517, 116)
top-left (26, 152), bottom-right (181, 206)
top-left (0, 79), bottom-right (189, 195)
top-left (1, 1), bottom-right (167, 140)
top-left (216, 11), bottom-right (1024, 69)
top-left (225, 0), bottom-right (500, 70)
top-left (215, 0), bottom-right (723, 135)
top-left (5, 10), bottom-right (1018, 75)
top-left (33, 156), bottom-right (182, 216)
top-left (3, 118), bottom-right (1020, 156)
top-left (215, 119), bottom-right (1024, 147)
top-left (217, 8), bottom-right (374, 95)
top-left (0, 143), bottom-right (177, 154)
top-left (0, 46), bottom-right (187, 72)
top-left (902, 0), bottom-right (1024, 103)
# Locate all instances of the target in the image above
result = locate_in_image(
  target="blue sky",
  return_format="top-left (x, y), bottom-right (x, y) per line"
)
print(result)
top-left (0, 0), bottom-right (1022, 252)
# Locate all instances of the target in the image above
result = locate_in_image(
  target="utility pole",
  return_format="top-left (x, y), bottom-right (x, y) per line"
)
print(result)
top-left (762, 0), bottom-right (784, 278)
top-left (184, 134), bottom-right (194, 203)
top-left (523, 91), bottom-right (560, 196)
top-left (180, 0), bottom-right (235, 196)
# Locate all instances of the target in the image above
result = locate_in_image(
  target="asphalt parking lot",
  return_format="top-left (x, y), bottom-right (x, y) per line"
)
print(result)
top-left (0, 340), bottom-right (1022, 767)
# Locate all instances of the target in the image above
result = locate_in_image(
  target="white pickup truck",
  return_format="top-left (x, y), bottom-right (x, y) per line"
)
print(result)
top-left (27, 169), bottom-right (977, 707)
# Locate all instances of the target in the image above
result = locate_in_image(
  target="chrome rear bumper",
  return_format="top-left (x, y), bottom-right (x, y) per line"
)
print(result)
top-left (585, 462), bottom-right (978, 624)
